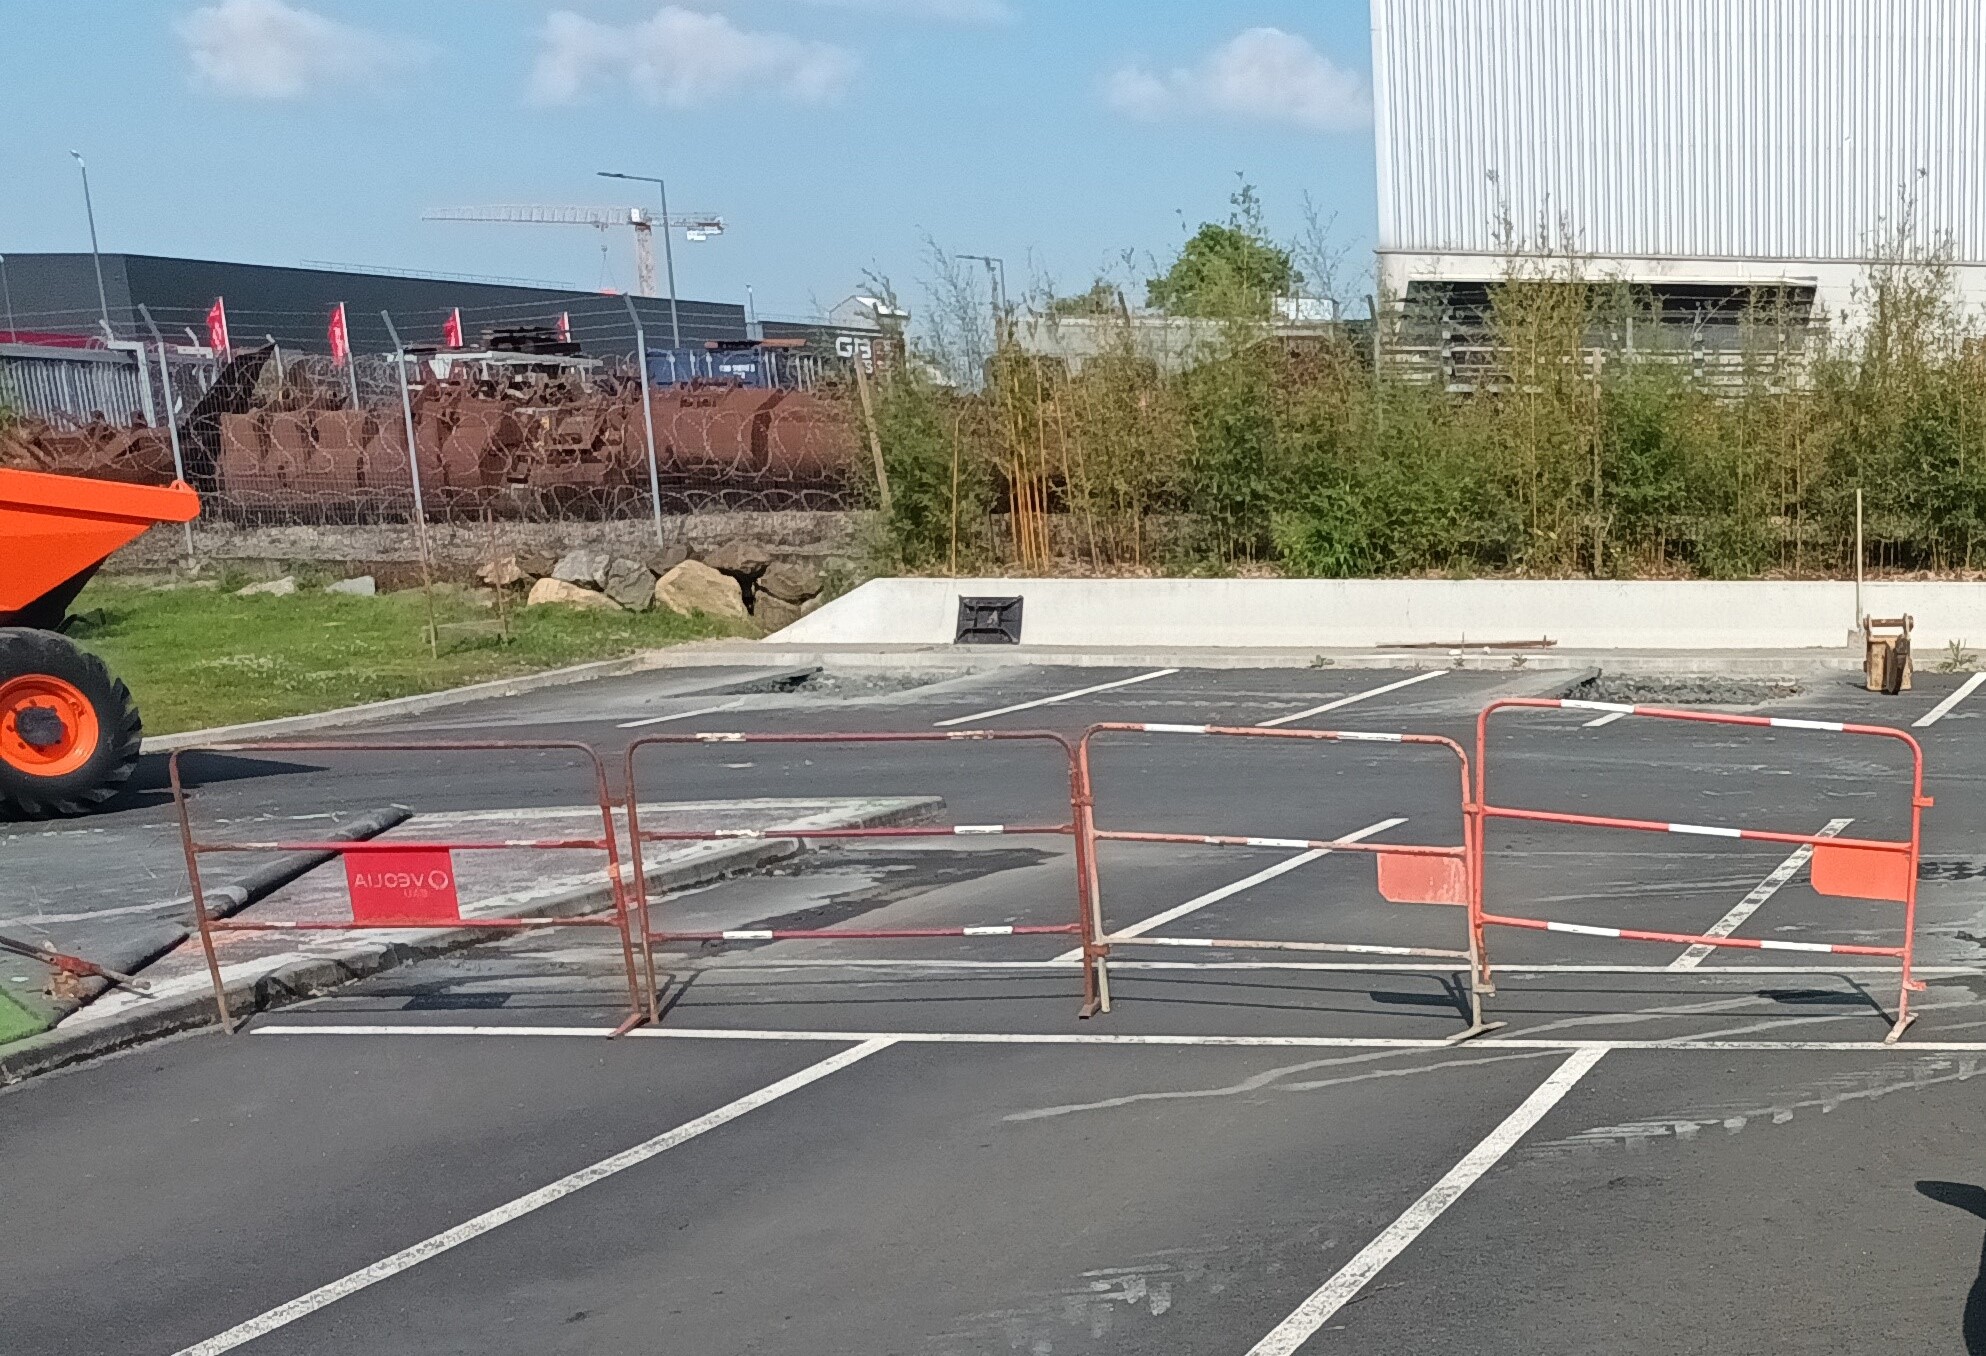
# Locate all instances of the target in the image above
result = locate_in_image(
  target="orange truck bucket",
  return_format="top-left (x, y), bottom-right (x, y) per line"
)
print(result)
top-left (0, 468), bottom-right (201, 615)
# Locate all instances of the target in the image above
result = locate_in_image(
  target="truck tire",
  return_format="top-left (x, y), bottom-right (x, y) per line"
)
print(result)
top-left (0, 628), bottom-right (143, 818)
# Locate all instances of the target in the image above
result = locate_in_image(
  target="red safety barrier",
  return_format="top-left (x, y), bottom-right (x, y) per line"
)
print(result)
top-left (170, 741), bottom-right (646, 1035)
top-left (1472, 698), bottom-right (1932, 1041)
top-left (623, 730), bottom-right (1104, 1019)
top-left (1076, 722), bottom-right (1499, 1038)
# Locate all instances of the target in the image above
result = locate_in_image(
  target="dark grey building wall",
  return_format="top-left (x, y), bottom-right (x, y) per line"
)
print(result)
top-left (0, 252), bottom-right (745, 357)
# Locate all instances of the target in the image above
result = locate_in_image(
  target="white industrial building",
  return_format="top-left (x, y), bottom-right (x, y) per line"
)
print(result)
top-left (1371, 0), bottom-right (1986, 332)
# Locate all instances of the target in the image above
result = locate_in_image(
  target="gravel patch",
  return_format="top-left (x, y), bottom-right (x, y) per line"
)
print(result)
top-left (1569, 673), bottom-right (1804, 706)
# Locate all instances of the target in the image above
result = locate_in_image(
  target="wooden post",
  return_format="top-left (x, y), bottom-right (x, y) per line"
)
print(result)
top-left (853, 358), bottom-right (892, 515)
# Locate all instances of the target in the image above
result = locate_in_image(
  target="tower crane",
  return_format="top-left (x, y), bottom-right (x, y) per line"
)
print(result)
top-left (421, 205), bottom-right (725, 300)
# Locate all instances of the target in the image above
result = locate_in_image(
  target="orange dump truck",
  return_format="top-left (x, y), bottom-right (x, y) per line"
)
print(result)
top-left (0, 468), bottom-right (201, 817)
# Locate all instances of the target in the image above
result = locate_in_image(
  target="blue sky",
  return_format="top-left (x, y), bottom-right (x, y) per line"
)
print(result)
top-left (2, 0), bottom-right (1378, 321)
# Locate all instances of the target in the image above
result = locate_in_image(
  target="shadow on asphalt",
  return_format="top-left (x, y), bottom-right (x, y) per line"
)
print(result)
top-left (111, 750), bottom-right (325, 811)
top-left (1917, 1181), bottom-right (1986, 1354)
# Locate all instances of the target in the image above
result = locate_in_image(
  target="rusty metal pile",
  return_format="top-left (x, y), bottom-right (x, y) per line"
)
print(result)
top-left (2, 358), bottom-right (859, 521)
top-left (0, 413), bottom-right (179, 485)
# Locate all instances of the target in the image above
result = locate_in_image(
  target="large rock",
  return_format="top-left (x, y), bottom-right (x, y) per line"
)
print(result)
top-left (702, 540), bottom-right (772, 581)
top-left (551, 548), bottom-right (612, 589)
top-left (646, 544), bottom-right (690, 576)
top-left (653, 560), bottom-right (748, 621)
top-left (752, 592), bottom-right (806, 632)
top-left (527, 577), bottom-right (623, 611)
top-left (601, 557), bottom-right (657, 611)
top-left (235, 576), bottom-right (296, 597)
top-left (478, 554), bottom-right (549, 589)
top-left (324, 575), bottom-right (376, 596)
top-left (756, 560), bottom-right (822, 604)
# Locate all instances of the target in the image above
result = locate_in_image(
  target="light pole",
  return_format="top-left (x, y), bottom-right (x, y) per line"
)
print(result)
top-left (956, 253), bottom-right (1008, 344)
top-left (598, 170), bottom-right (681, 349)
top-left (70, 151), bottom-right (111, 337)
top-left (0, 254), bottom-right (14, 340)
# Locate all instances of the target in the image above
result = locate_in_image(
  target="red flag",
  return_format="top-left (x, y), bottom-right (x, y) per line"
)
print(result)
top-left (206, 297), bottom-right (230, 357)
top-left (328, 303), bottom-right (351, 367)
top-left (442, 307), bottom-right (463, 349)
top-left (556, 311), bottom-right (570, 343)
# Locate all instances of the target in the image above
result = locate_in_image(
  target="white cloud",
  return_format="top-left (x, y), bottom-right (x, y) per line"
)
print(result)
top-left (1107, 28), bottom-right (1369, 133)
top-left (786, 0), bottom-right (1014, 22)
top-left (177, 0), bottom-right (421, 100)
top-left (532, 7), bottom-right (857, 107)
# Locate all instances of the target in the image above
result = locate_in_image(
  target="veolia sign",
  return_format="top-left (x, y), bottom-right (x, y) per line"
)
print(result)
top-left (344, 848), bottom-right (462, 925)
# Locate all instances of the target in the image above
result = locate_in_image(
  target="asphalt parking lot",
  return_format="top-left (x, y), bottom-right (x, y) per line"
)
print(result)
top-left (8, 658), bottom-right (1986, 1354)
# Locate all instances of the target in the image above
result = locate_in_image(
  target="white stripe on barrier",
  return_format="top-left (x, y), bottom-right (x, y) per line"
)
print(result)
top-left (1666, 822), bottom-right (1744, 839)
top-left (1244, 836), bottom-right (1315, 849)
top-left (715, 829), bottom-right (765, 839)
top-left (721, 930), bottom-right (776, 941)
top-left (1770, 717), bottom-right (1847, 732)
top-left (1562, 700), bottom-right (1635, 715)
top-left (961, 925), bottom-right (1016, 936)
top-left (1141, 723), bottom-right (1211, 735)
top-left (1757, 938), bottom-right (1840, 954)
top-left (695, 732), bottom-right (747, 743)
top-left (953, 825), bottom-right (1007, 835)
top-left (1336, 731), bottom-right (1406, 743)
top-left (1547, 920), bottom-right (1623, 939)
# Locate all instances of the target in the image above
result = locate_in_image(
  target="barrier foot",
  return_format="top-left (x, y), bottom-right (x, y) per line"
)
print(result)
top-left (610, 1011), bottom-right (648, 1039)
top-left (1445, 1020), bottom-right (1506, 1045)
top-left (1884, 1011), bottom-right (1919, 1045)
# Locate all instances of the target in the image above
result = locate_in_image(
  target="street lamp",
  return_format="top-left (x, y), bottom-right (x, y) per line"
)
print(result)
top-left (70, 151), bottom-right (111, 337)
top-left (598, 169), bottom-right (682, 348)
top-left (0, 254), bottom-right (15, 341)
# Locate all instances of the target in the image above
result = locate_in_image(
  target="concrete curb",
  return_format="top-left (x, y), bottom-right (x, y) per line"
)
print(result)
top-left (0, 797), bottom-right (937, 1086)
top-left (672, 644), bottom-right (1869, 678)
top-left (0, 806), bottom-right (414, 1034)
top-left (139, 644), bottom-right (810, 752)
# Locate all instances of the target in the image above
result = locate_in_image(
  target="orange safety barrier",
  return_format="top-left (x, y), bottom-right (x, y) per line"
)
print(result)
top-left (623, 729), bottom-right (1105, 1019)
top-left (1075, 722), bottom-right (1499, 1039)
top-left (170, 740), bottom-right (646, 1034)
top-left (1472, 698), bottom-right (1932, 1042)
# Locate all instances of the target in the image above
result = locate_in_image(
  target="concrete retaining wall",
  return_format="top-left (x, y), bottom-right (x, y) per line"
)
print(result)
top-left (772, 577), bottom-right (1986, 650)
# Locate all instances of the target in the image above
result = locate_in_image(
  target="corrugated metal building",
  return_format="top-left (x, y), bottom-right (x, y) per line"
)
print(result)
top-left (0, 252), bottom-right (745, 355)
top-left (1372, 0), bottom-right (1986, 327)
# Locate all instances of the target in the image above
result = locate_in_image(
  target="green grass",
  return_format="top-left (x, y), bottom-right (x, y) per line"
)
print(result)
top-left (69, 580), bottom-right (749, 734)
top-left (0, 988), bottom-right (45, 1045)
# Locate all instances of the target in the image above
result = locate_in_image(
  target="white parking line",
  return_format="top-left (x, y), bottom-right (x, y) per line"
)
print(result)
top-left (172, 1039), bottom-right (894, 1356)
top-left (933, 669), bottom-right (1179, 728)
top-left (1257, 670), bottom-right (1445, 728)
top-left (618, 699), bottom-right (746, 730)
top-left (1243, 1048), bottom-right (1607, 1355)
top-left (256, 1025), bottom-right (1986, 1052)
top-left (1669, 818), bottom-right (1853, 969)
top-left (1050, 817), bottom-right (1406, 961)
top-left (1915, 671), bottom-right (1986, 728)
top-left (1582, 710), bottom-right (1628, 728)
